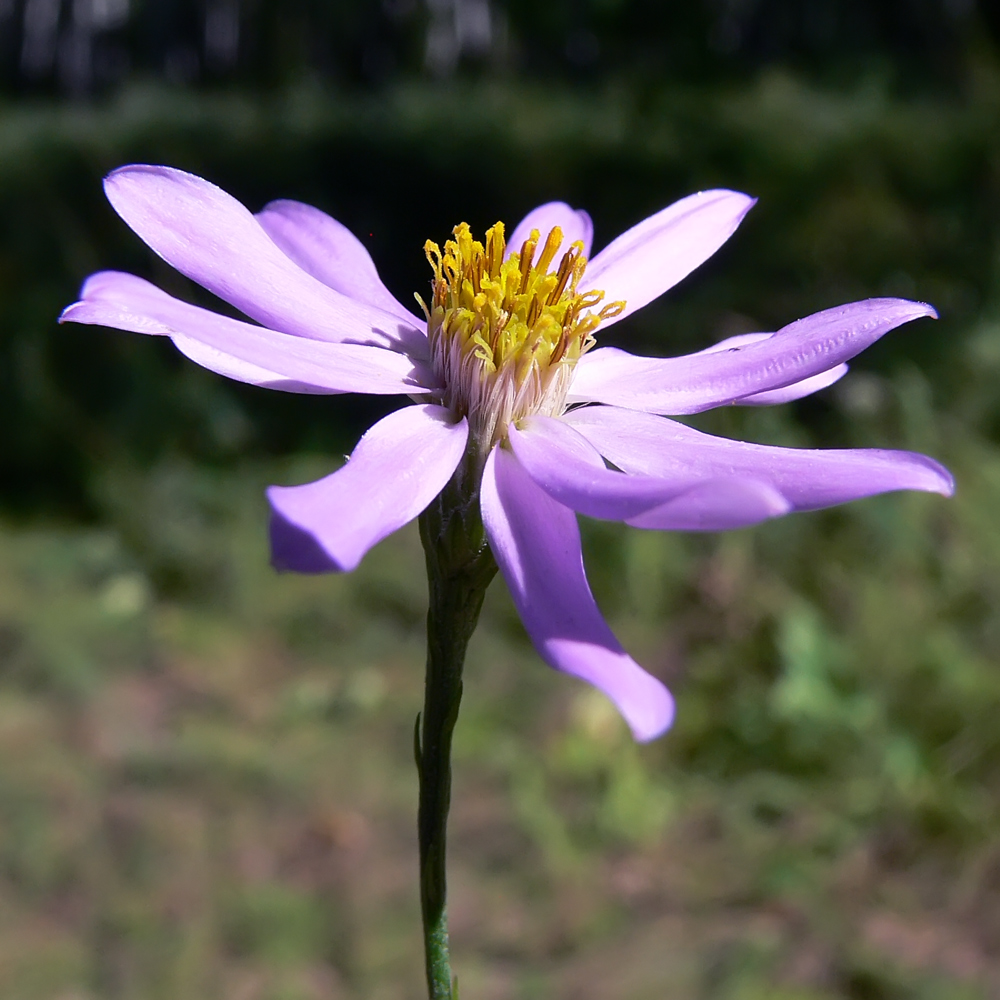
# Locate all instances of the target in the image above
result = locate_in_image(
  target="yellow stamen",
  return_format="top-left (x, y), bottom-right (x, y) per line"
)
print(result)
top-left (419, 220), bottom-right (626, 448)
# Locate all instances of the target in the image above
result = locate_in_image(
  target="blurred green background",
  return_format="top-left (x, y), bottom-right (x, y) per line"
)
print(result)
top-left (2, 2), bottom-right (1000, 998)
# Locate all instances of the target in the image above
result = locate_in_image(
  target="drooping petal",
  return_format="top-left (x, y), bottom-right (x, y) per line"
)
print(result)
top-left (581, 190), bottom-right (756, 326)
top-left (506, 202), bottom-right (594, 263)
top-left (734, 366), bottom-right (848, 405)
top-left (256, 199), bottom-right (424, 327)
top-left (103, 165), bottom-right (427, 355)
top-left (171, 336), bottom-right (334, 393)
top-left (509, 416), bottom-right (790, 529)
top-left (567, 298), bottom-right (936, 414)
top-left (565, 405), bottom-right (955, 510)
top-left (626, 479), bottom-right (791, 530)
top-left (61, 271), bottom-right (436, 395)
top-left (480, 445), bottom-right (674, 742)
top-left (268, 405), bottom-right (468, 573)
top-left (508, 417), bottom-right (703, 521)
top-left (694, 331), bottom-right (848, 405)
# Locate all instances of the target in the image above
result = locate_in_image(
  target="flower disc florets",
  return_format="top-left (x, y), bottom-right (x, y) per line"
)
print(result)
top-left (419, 221), bottom-right (624, 450)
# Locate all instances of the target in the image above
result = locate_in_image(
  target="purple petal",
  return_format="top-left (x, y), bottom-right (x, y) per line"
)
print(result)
top-left (480, 445), bottom-right (674, 742)
top-left (568, 298), bottom-right (936, 414)
top-left (565, 405), bottom-right (955, 510)
top-left (61, 271), bottom-right (436, 395)
top-left (506, 202), bottom-right (594, 263)
top-left (268, 405), bottom-right (468, 573)
top-left (735, 365), bottom-right (848, 405)
top-left (171, 337), bottom-right (337, 393)
top-left (581, 190), bottom-right (756, 326)
top-left (626, 479), bottom-right (791, 530)
top-left (256, 199), bottom-right (424, 327)
top-left (103, 165), bottom-right (426, 355)
top-left (508, 417), bottom-right (704, 521)
top-left (693, 331), bottom-right (848, 405)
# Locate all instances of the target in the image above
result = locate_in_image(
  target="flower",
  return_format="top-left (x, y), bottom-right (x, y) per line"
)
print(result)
top-left (61, 165), bottom-right (953, 742)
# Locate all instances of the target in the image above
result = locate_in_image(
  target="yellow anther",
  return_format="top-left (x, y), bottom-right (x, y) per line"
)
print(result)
top-left (423, 220), bottom-right (626, 447)
top-left (485, 223), bottom-right (505, 279)
top-left (517, 232), bottom-right (538, 294)
top-left (547, 245), bottom-right (579, 305)
top-left (534, 226), bottom-right (563, 274)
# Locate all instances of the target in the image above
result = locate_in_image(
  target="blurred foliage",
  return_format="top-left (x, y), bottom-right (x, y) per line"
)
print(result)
top-left (3, 62), bottom-right (1000, 514)
top-left (2, 3), bottom-right (1000, 998)
top-left (2, 0), bottom-right (999, 95)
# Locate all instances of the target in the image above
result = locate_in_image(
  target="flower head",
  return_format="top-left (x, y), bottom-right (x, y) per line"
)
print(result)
top-left (61, 166), bottom-right (954, 742)
top-left (421, 220), bottom-right (622, 448)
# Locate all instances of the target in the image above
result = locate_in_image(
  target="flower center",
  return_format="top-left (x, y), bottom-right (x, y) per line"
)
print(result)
top-left (418, 221), bottom-right (624, 450)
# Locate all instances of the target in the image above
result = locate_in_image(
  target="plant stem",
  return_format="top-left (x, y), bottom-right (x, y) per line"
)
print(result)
top-left (417, 446), bottom-right (497, 1000)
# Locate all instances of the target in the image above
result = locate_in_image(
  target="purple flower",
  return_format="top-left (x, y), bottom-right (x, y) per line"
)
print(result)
top-left (61, 166), bottom-right (953, 742)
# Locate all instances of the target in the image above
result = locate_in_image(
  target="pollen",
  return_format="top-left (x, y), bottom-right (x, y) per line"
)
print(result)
top-left (418, 221), bottom-right (624, 449)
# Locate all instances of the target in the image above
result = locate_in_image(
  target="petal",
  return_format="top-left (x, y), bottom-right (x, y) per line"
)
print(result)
top-left (480, 445), bottom-right (674, 742)
top-left (103, 165), bottom-right (426, 355)
top-left (506, 202), bottom-right (594, 263)
top-left (508, 417), bottom-right (703, 521)
top-left (565, 405), bottom-right (955, 510)
top-left (581, 190), bottom-right (756, 326)
top-left (735, 365), bottom-right (848, 405)
top-left (268, 405), bottom-right (468, 573)
top-left (694, 332), bottom-right (848, 405)
top-left (172, 336), bottom-right (337, 393)
top-left (568, 298), bottom-right (936, 414)
top-left (626, 479), bottom-right (791, 530)
top-left (61, 271), bottom-right (436, 395)
top-left (256, 199), bottom-right (425, 328)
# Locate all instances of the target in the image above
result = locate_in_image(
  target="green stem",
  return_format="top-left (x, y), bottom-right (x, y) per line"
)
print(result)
top-left (416, 445), bottom-right (497, 1000)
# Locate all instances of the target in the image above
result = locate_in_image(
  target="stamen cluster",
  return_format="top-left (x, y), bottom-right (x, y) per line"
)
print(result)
top-left (419, 221), bottom-right (624, 449)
